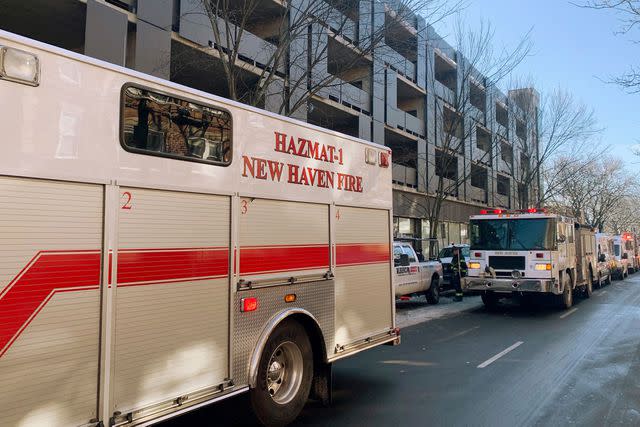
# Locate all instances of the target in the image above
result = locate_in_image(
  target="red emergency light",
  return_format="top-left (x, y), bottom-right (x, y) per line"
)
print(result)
top-left (623, 233), bottom-right (633, 241)
top-left (480, 209), bottom-right (488, 214)
top-left (379, 152), bottom-right (390, 168)
top-left (241, 297), bottom-right (258, 312)
top-left (493, 209), bottom-right (504, 214)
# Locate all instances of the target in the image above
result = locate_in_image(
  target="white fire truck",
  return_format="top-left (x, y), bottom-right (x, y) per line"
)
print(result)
top-left (0, 31), bottom-right (399, 427)
top-left (613, 233), bottom-right (638, 277)
top-left (463, 209), bottom-right (598, 309)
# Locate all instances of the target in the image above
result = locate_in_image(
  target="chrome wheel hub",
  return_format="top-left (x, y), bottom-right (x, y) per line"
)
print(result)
top-left (265, 341), bottom-right (303, 405)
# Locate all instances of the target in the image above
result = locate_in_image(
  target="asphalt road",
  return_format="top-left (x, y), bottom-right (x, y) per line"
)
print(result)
top-left (160, 274), bottom-right (640, 427)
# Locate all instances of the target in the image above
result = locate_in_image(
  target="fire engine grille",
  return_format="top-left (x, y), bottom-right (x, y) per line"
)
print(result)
top-left (489, 256), bottom-right (526, 270)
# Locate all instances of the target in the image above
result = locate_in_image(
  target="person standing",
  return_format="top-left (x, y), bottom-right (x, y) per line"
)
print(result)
top-left (451, 247), bottom-right (467, 302)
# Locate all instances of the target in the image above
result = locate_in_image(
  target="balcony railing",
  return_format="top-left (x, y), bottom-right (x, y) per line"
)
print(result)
top-left (386, 106), bottom-right (424, 137)
top-left (179, 11), bottom-right (283, 73)
top-left (392, 163), bottom-right (417, 188)
top-left (317, 79), bottom-right (371, 114)
top-left (378, 45), bottom-right (416, 81)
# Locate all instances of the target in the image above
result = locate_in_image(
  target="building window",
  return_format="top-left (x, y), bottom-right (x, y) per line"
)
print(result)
top-left (497, 175), bottom-right (510, 196)
top-left (516, 118), bottom-right (527, 141)
top-left (435, 149), bottom-right (458, 180)
top-left (460, 224), bottom-right (469, 244)
top-left (121, 85), bottom-right (232, 165)
top-left (500, 141), bottom-right (513, 165)
top-left (470, 164), bottom-right (488, 190)
top-left (495, 102), bottom-right (508, 128)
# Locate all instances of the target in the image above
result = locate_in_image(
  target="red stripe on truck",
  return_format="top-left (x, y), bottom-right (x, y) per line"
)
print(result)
top-left (0, 251), bottom-right (101, 357)
top-left (336, 243), bottom-right (390, 266)
top-left (240, 245), bottom-right (330, 275)
top-left (117, 248), bottom-right (229, 285)
top-left (0, 243), bottom-right (389, 357)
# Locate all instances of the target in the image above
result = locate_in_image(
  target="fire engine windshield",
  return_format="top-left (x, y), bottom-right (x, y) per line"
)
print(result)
top-left (470, 218), bottom-right (556, 251)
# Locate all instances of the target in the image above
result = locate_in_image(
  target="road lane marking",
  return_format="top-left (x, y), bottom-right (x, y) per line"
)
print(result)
top-left (381, 360), bottom-right (436, 367)
top-left (434, 326), bottom-right (480, 343)
top-left (559, 308), bottom-right (578, 319)
top-left (477, 341), bottom-right (524, 368)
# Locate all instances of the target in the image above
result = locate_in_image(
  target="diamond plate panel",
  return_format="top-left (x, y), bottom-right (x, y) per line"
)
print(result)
top-left (232, 279), bottom-right (335, 384)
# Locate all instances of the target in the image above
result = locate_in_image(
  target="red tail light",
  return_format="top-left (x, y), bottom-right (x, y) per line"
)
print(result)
top-left (474, 252), bottom-right (482, 258)
top-left (480, 210), bottom-right (488, 214)
top-left (528, 208), bottom-right (537, 213)
top-left (493, 209), bottom-right (504, 214)
top-left (536, 253), bottom-right (544, 258)
top-left (241, 297), bottom-right (258, 312)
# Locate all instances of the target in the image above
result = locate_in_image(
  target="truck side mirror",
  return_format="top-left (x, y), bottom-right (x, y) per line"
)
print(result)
top-left (598, 254), bottom-right (606, 263)
top-left (398, 254), bottom-right (410, 267)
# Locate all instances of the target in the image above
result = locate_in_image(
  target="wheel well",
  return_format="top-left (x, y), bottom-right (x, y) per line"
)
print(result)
top-left (288, 313), bottom-right (327, 365)
top-left (431, 273), bottom-right (439, 283)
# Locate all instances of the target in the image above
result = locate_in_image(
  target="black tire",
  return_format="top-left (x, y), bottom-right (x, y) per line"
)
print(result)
top-left (584, 271), bottom-right (593, 298)
top-left (595, 272), bottom-right (602, 289)
top-left (558, 273), bottom-right (573, 309)
top-left (425, 276), bottom-right (440, 305)
top-left (250, 319), bottom-right (313, 427)
top-left (481, 292), bottom-right (499, 310)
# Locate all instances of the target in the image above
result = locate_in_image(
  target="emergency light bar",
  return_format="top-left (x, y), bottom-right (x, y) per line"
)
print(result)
top-left (0, 46), bottom-right (39, 86)
top-left (478, 208), bottom-right (548, 215)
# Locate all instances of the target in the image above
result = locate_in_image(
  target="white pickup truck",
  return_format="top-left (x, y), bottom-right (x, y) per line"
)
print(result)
top-left (393, 241), bottom-right (444, 304)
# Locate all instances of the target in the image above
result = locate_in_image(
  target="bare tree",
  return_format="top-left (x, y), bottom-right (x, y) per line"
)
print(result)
top-left (177, 0), bottom-right (465, 116)
top-left (393, 20), bottom-right (532, 255)
top-left (510, 85), bottom-right (602, 208)
top-left (549, 155), bottom-right (638, 230)
top-left (574, 1), bottom-right (640, 93)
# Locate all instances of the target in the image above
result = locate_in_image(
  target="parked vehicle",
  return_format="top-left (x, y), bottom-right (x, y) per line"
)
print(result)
top-left (595, 233), bottom-right (613, 286)
top-left (463, 209), bottom-right (597, 309)
top-left (611, 234), bottom-right (631, 279)
top-left (615, 233), bottom-right (638, 274)
top-left (439, 244), bottom-right (470, 289)
top-left (0, 30), bottom-right (400, 427)
top-left (394, 241), bottom-right (443, 304)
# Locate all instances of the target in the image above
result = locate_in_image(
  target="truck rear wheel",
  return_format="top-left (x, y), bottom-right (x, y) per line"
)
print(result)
top-left (558, 274), bottom-right (573, 309)
top-left (425, 276), bottom-right (440, 305)
top-left (583, 273), bottom-right (593, 298)
top-left (251, 319), bottom-right (313, 427)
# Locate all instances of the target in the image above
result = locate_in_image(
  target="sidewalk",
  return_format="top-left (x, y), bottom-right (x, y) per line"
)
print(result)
top-left (395, 295), bottom-right (482, 329)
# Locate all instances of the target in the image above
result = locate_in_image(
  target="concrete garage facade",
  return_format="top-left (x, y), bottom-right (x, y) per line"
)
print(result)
top-left (0, 0), bottom-right (540, 251)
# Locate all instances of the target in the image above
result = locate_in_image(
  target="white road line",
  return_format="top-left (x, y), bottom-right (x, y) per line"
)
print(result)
top-left (559, 308), bottom-right (578, 319)
top-left (477, 341), bottom-right (524, 368)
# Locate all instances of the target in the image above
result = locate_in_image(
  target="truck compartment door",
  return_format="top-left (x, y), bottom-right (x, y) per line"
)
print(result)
top-left (0, 177), bottom-right (103, 427)
top-left (112, 188), bottom-right (230, 415)
top-left (334, 206), bottom-right (392, 349)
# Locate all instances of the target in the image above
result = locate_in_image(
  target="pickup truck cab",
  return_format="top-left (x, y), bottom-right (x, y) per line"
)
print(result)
top-left (393, 241), bottom-right (444, 304)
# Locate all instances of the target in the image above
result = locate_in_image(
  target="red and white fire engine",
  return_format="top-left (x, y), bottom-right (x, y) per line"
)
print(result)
top-left (464, 209), bottom-right (599, 309)
top-left (0, 31), bottom-right (399, 427)
top-left (612, 233), bottom-right (639, 277)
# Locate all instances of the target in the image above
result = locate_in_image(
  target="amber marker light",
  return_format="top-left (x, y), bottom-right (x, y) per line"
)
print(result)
top-left (284, 294), bottom-right (297, 303)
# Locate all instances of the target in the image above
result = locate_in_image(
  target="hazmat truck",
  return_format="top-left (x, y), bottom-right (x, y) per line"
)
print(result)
top-left (0, 30), bottom-right (399, 427)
